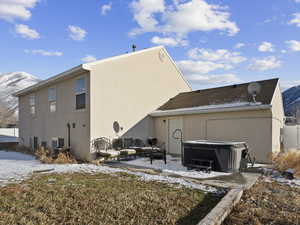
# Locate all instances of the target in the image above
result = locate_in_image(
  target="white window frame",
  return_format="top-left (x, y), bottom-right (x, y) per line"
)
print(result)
top-left (48, 87), bottom-right (57, 113)
top-left (29, 94), bottom-right (36, 116)
top-left (75, 76), bottom-right (86, 110)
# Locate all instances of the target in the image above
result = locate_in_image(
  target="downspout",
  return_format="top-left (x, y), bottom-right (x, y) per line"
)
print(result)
top-left (67, 123), bottom-right (71, 148)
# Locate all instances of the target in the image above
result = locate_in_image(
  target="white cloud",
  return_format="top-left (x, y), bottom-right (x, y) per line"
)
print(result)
top-left (177, 60), bottom-right (232, 74)
top-left (248, 56), bottom-right (281, 71)
top-left (151, 36), bottom-right (188, 47)
top-left (280, 80), bottom-right (300, 90)
top-left (81, 55), bottom-right (97, 63)
top-left (68, 25), bottom-right (87, 41)
top-left (24, 49), bottom-right (63, 56)
top-left (0, 0), bottom-right (39, 22)
top-left (130, 0), bottom-right (239, 37)
top-left (187, 48), bottom-right (246, 64)
top-left (15, 24), bottom-right (40, 39)
top-left (187, 73), bottom-right (240, 85)
top-left (258, 42), bottom-right (275, 52)
top-left (286, 40), bottom-right (300, 51)
top-left (101, 2), bottom-right (112, 15)
top-left (294, 0), bottom-right (300, 3)
top-left (289, 13), bottom-right (300, 27)
top-left (234, 43), bottom-right (245, 49)
top-left (130, 0), bottom-right (165, 35)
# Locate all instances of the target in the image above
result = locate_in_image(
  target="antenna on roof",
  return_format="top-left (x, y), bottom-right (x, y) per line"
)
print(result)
top-left (132, 44), bottom-right (137, 52)
top-left (248, 82), bottom-right (261, 103)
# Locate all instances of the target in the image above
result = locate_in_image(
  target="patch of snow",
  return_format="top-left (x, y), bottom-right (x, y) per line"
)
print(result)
top-left (262, 168), bottom-right (300, 188)
top-left (266, 176), bottom-right (300, 188)
top-left (121, 155), bottom-right (230, 179)
top-left (154, 101), bottom-right (263, 113)
top-left (289, 96), bottom-right (300, 105)
top-left (0, 151), bottom-right (220, 193)
top-left (0, 71), bottom-right (40, 115)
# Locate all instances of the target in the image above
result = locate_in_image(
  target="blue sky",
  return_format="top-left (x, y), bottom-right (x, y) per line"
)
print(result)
top-left (1, 0), bottom-right (300, 90)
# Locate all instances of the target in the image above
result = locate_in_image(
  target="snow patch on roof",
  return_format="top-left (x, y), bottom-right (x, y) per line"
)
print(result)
top-left (154, 101), bottom-right (263, 113)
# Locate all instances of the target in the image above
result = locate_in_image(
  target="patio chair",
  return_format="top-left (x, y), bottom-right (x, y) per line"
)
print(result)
top-left (123, 138), bottom-right (134, 149)
top-left (112, 138), bottom-right (137, 160)
top-left (149, 142), bottom-right (167, 164)
top-left (128, 138), bottom-right (146, 156)
top-left (92, 137), bottom-right (120, 159)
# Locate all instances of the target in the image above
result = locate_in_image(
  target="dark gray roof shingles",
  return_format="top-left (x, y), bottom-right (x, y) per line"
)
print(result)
top-left (158, 78), bottom-right (279, 111)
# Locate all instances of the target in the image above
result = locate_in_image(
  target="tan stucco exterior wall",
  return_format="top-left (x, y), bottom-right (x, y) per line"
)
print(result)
top-left (89, 47), bottom-right (191, 150)
top-left (18, 72), bottom-right (91, 160)
top-left (153, 109), bottom-right (273, 163)
top-left (271, 83), bottom-right (285, 153)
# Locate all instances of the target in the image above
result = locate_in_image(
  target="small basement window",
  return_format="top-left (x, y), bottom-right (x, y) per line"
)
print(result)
top-left (75, 77), bottom-right (86, 110)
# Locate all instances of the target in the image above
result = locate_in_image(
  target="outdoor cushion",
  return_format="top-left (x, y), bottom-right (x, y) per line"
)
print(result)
top-left (120, 149), bottom-right (136, 155)
top-left (98, 150), bottom-right (120, 157)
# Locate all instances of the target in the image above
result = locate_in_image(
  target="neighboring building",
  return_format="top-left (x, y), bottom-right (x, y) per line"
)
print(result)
top-left (150, 78), bottom-right (284, 163)
top-left (14, 46), bottom-right (191, 161)
top-left (297, 109), bottom-right (300, 124)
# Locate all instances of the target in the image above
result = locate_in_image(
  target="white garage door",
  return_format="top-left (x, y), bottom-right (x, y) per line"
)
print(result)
top-left (206, 117), bottom-right (271, 163)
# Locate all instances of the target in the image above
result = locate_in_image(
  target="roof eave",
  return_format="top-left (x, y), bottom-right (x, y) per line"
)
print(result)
top-left (13, 65), bottom-right (89, 97)
top-left (150, 104), bottom-right (272, 117)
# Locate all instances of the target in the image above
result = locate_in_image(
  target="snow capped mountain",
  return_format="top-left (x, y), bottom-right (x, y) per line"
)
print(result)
top-left (0, 72), bottom-right (40, 113)
top-left (283, 85), bottom-right (300, 117)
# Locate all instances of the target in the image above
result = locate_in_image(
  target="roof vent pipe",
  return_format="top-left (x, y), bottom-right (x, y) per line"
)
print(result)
top-left (132, 44), bottom-right (137, 52)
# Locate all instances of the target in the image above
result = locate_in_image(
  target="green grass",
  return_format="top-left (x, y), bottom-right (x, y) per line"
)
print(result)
top-left (0, 172), bottom-right (221, 225)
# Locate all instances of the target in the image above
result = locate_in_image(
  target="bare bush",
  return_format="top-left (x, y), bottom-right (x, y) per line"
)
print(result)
top-left (35, 147), bottom-right (77, 164)
top-left (272, 150), bottom-right (300, 178)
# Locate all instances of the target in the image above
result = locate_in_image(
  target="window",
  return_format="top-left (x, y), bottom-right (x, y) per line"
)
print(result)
top-left (75, 77), bottom-right (86, 110)
top-left (29, 95), bottom-right (35, 115)
top-left (76, 93), bottom-right (86, 109)
top-left (75, 77), bottom-right (86, 94)
top-left (48, 87), bottom-right (56, 112)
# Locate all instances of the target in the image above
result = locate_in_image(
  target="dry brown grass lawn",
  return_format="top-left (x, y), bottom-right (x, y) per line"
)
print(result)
top-left (0, 172), bottom-right (221, 225)
top-left (223, 179), bottom-right (300, 225)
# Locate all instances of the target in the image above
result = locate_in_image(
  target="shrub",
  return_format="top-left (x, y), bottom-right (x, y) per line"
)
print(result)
top-left (272, 150), bottom-right (300, 178)
top-left (35, 147), bottom-right (77, 164)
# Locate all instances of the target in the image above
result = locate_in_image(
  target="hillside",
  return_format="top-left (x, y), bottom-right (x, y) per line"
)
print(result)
top-left (0, 72), bottom-right (39, 125)
top-left (283, 85), bottom-right (300, 117)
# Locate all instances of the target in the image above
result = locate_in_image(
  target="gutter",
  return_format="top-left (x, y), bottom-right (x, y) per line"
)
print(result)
top-left (150, 104), bottom-right (272, 117)
top-left (13, 64), bottom-right (90, 97)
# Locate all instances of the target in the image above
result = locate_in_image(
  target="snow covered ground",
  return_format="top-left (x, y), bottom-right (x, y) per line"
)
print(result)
top-left (262, 168), bottom-right (300, 188)
top-left (121, 155), bottom-right (231, 179)
top-left (0, 150), bottom-right (220, 193)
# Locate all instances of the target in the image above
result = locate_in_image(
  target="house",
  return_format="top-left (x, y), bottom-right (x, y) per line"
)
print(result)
top-left (15, 45), bottom-right (285, 164)
top-left (14, 46), bottom-right (191, 161)
top-left (150, 78), bottom-right (284, 163)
